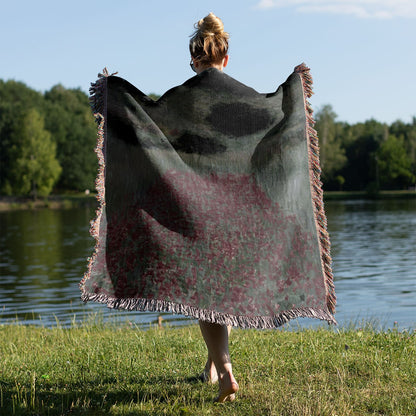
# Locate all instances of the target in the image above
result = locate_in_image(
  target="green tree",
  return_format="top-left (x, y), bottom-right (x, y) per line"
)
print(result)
top-left (314, 105), bottom-right (347, 188)
top-left (0, 103), bottom-right (18, 194)
top-left (341, 119), bottom-right (387, 191)
top-left (0, 80), bottom-right (45, 194)
top-left (148, 93), bottom-right (161, 101)
top-left (9, 109), bottom-right (61, 197)
top-left (390, 118), bottom-right (416, 182)
top-left (44, 85), bottom-right (97, 191)
top-left (377, 135), bottom-right (415, 189)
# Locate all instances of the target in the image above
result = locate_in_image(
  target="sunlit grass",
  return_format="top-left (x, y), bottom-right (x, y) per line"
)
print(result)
top-left (0, 193), bottom-right (97, 211)
top-left (0, 317), bottom-right (415, 415)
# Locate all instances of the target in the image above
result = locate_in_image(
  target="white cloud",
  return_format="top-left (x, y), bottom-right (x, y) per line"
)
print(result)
top-left (256, 0), bottom-right (416, 19)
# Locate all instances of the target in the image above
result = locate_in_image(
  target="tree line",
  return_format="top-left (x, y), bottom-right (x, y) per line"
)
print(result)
top-left (0, 80), bottom-right (97, 198)
top-left (0, 80), bottom-right (415, 197)
top-left (315, 105), bottom-right (415, 192)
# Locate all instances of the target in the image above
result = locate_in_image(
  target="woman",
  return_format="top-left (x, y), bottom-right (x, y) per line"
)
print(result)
top-left (189, 13), bottom-right (238, 403)
top-left (82, 12), bottom-right (336, 405)
top-left (188, 13), bottom-right (239, 403)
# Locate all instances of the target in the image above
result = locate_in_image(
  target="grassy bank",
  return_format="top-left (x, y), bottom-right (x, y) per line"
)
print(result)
top-left (0, 321), bottom-right (414, 415)
top-left (0, 194), bottom-right (97, 211)
top-left (323, 190), bottom-right (416, 200)
top-left (0, 190), bottom-right (415, 211)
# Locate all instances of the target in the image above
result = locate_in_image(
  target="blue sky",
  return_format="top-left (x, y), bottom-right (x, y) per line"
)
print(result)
top-left (2, 0), bottom-right (415, 124)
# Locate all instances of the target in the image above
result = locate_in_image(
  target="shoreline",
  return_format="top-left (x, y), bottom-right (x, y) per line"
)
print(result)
top-left (0, 190), bottom-right (415, 212)
top-left (323, 190), bottom-right (416, 200)
top-left (0, 194), bottom-right (98, 211)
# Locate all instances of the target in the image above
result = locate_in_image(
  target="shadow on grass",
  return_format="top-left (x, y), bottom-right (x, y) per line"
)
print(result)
top-left (1, 374), bottom-right (209, 416)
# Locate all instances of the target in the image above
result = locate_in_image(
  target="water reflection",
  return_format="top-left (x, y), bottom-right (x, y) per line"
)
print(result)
top-left (0, 198), bottom-right (415, 329)
top-left (323, 199), bottom-right (416, 330)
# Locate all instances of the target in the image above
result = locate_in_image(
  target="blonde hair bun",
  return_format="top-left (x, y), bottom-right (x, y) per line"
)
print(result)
top-left (189, 13), bottom-right (229, 65)
top-left (197, 12), bottom-right (226, 37)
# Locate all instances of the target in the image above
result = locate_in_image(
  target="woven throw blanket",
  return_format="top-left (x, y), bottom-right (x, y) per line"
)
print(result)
top-left (80, 64), bottom-right (336, 328)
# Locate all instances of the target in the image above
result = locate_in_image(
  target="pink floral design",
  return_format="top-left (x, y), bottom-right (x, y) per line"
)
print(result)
top-left (92, 170), bottom-right (325, 317)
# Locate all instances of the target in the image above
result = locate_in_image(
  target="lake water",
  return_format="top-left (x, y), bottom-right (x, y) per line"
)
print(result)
top-left (0, 198), bottom-right (415, 330)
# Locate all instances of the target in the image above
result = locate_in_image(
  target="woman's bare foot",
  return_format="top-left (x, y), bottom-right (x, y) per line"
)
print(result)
top-left (200, 357), bottom-right (218, 383)
top-left (198, 321), bottom-right (237, 402)
top-left (215, 371), bottom-right (239, 403)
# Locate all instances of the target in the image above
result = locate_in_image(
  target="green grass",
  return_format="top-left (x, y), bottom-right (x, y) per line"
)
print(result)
top-left (0, 319), bottom-right (415, 416)
top-left (0, 193), bottom-right (97, 211)
top-left (1, 190), bottom-right (415, 211)
top-left (324, 190), bottom-right (416, 200)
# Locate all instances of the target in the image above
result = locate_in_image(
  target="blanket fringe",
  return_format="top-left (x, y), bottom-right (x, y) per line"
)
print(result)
top-left (295, 63), bottom-right (336, 316)
top-left (81, 292), bottom-right (337, 328)
top-left (80, 65), bottom-right (337, 328)
top-left (79, 69), bottom-right (111, 293)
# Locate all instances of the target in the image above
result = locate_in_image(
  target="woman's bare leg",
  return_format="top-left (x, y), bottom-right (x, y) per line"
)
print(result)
top-left (201, 354), bottom-right (218, 383)
top-left (199, 321), bottom-right (239, 402)
top-left (200, 325), bottom-right (232, 384)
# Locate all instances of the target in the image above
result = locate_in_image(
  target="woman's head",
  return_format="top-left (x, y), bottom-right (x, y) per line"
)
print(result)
top-left (189, 13), bottom-right (229, 69)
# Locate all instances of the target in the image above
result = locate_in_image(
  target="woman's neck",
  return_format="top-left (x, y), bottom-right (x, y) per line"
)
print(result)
top-left (195, 62), bottom-right (223, 75)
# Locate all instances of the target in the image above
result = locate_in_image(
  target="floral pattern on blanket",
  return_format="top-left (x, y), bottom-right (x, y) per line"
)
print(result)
top-left (91, 170), bottom-right (325, 317)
